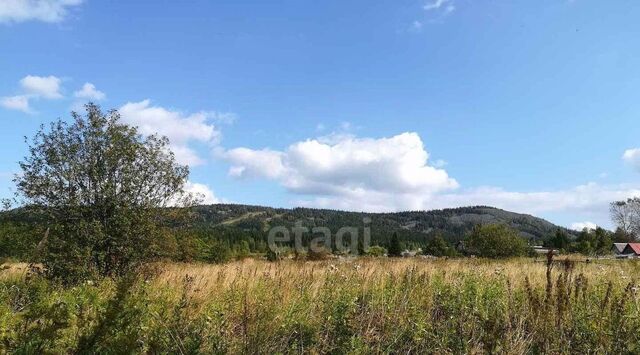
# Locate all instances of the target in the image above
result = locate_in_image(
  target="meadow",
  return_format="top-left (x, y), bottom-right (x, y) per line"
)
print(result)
top-left (1, 256), bottom-right (639, 354)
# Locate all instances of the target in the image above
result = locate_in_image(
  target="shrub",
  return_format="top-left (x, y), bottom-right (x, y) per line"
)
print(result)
top-left (365, 245), bottom-right (387, 257)
top-left (465, 224), bottom-right (527, 258)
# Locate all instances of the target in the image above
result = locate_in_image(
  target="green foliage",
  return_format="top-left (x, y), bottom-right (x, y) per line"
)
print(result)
top-left (0, 222), bottom-right (43, 261)
top-left (546, 229), bottom-right (571, 251)
top-left (387, 232), bottom-right (402, 257)
top-left (465, 224), bottom-right (528, 258)
top-left (206, 241), bottom-right (232, 264)
top-left (13, 104), bottom-right (193, 282)
top-left (571, 227), bottom-right (612, 256)
top-left (365, 245), bottom-right (387, 257)
top-left (424, 235), bottom-right (457, 257)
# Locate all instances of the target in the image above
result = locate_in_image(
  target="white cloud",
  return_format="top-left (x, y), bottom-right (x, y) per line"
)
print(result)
top-left (20, 75), bottom-right (63, 99)
top-left (570, 221), bottom-right (597, 231)
top-left (224, 132), bottom-right (458, 210)
top-left (118, 100), bottom-right (222, 166)
top-left (74, 82), bottom-right (106, 101)
top-left (221, 131), bottom-right (640, 227)
top-left (424, 0), bottom-right (453, 11)
top-left (0, 0), bottom-right (83, 24)
top-left (184, 181), bottom-right (222, 204)
top-left (623, 148), bottom-right (640, 171)
top-left (225, 148), bottom-right (287, 180)
top-left (0, 95), bottom-right (32, 113)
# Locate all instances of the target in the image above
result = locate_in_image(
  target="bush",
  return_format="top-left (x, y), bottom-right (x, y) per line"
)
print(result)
top-left (465, 224), bottom-right (527, 258)
top-left (423, 235), bottom-right (457, 257)
top-left (365, 245), bottom-right (387, 257)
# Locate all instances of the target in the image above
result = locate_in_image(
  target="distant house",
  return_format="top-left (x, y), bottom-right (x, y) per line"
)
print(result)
top-left (622, 243), bottom-right (640, 257)
top-left (612, 243), bottom-right (628, 255)
top-left (531, 246), bottom-right (558, 255)
top-left (401, 250), bottom-right (417, 258)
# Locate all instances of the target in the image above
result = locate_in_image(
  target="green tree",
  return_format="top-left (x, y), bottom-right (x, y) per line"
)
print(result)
top-left (365, 245), bottom-right (387, 257)
top-left (465, 224), bottom-right (527, 258)
top-left (547, 229), bottom-right (571, 251)
top-left (424, 235), bottom-right (456, 257)
top-left (572, 228), bottom-right (596, 255)
top-left (207, 241), bottom-right (232, 263)
top-left (594, 227), bottom-right (612, 256)
top-left (14, 103), bottom-right (196, 283)
top-left (388, 232), bottom-right (402, 257)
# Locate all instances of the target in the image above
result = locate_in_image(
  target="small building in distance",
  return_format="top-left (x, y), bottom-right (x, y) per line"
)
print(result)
top-left (531, 246), bottom-right (558, 255)
top-left (612, 243), bottom-right (628, 255)
top-left (622, 243), bottom-right (640, 257)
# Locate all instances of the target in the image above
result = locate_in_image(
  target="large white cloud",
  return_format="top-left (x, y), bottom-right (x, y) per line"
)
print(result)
top-left (20, 75), bottom-right (63, 99)
top-left (224, 132), bottom-right (459, 207)
top-left (0, 0), bottom-right (83, 24)
top-left (221, 132), bottom-right (640, 228)
top-left (119, 100), bottom-right (222, 166)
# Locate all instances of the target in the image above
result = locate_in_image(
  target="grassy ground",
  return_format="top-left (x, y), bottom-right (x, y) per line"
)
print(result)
top-left (1, 257), bottom-right (639, 354)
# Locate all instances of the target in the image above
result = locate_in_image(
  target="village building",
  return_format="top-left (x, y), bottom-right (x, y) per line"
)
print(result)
top-left (612, 243), bottom-right (628, 255)
top-left (622, 243), bottom-right (640, 257)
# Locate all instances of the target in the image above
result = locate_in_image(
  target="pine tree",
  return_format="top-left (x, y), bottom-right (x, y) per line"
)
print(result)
top-left (388, 232), bottom-right (402, 257)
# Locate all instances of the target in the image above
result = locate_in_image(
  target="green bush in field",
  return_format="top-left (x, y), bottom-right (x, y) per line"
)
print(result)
top-left (465, 224), bottom-right (528, 258)
top-left (423, 235), bottom-right (457, 257)
top-left (365, 245), bottom-right (387, 257)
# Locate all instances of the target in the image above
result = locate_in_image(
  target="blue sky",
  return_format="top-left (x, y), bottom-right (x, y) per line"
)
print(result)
top-left (2, 0), bottom-right (640, 229)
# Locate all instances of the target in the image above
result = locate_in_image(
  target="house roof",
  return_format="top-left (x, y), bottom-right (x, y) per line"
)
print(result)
top-left (613, 243), bottom-right (628, 253)
top-left (624, 243), bottom-right (640, 255)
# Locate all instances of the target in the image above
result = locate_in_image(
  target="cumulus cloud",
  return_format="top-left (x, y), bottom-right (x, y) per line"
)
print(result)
top-left (74, 82), bottom-right (106, 101)
top-left (1, 75), bottom-right (63, 113)
top-left (221, 131), bottom-right (640, 227)
top-left (570, 221), bottom-right (597, 231)
top-left (20, 75), bottom-right (63, 99)
top-left (623, 148), bottom-right (640, 171)
top-left (0, 95), bottom-right (32, 113)
top-left (183, 181), bottom-right (222, 204)
top-left (0, 0), bottom-right (83, 24)
top-left (118, 100), bottom-right (222, 166)
top-left (224, 132), bottom-right (459, 210)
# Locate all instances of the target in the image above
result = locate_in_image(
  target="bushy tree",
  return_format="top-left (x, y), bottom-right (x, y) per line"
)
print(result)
top-left (14, 104), bottom-right (196, 283)
top-left (365, 245), bottom-right (387, 257)
top-left (546, 229), bottom-right (571, 251)
top-left (207, 241), bottom-right (232, 264)
top-left (465, 224), bottom-right (527, 258)
top-left (424, 235), bottom-right (457, 257)
top-left (572, 227), bottom-right (612, 256)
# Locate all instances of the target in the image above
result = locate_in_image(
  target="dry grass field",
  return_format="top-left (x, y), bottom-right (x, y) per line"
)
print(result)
top-left (2, 257), bottom-right (640, 354)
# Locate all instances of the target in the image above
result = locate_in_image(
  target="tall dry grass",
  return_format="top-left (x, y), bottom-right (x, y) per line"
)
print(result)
top-left (1, 257), bottom-right (639, 353)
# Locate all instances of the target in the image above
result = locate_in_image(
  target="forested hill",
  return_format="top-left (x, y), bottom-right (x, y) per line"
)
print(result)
top-left (187, 204), bottom-right (573, 243)
top-left (0, 204), bottom-right (574, 254)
